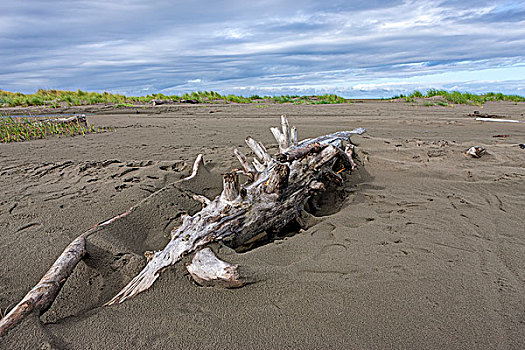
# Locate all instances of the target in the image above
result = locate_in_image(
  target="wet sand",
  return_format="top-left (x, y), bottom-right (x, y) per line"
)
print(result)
top-left (1, 101), bottom-right (524, 349)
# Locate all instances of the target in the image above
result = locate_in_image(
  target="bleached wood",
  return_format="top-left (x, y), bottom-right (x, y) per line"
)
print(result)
top-left (291, 126), bottom-right (298, 147)
top-left (192, 194), bottom-right (211, 207)
top-left (183, 154), bottom-right (204, 181)
top-left (234, 148), bottom-right (256, 173)
top-left (257, 140), bottom-right (272, 163)
top-left (245, 137), bottom-right (271, 164)
top-left (475, 117), bottom-right (524, 123)
top-left (186, 248), bottom-right (243, 288)
top-left (252, 158), bottom-right (265, 172)
top-left (281, 114), bottom-right (290, 150)
top-left (466, 146), bottom-right (486, 158)
top-left (1, 113), bottom-right (367, 336)
top-left (270, 127), bottom-right (286, 152)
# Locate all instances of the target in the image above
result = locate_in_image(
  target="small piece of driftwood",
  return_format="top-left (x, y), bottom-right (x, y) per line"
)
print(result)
top-left (186, 248), bottom-right (243, 288)
top-left (466, 146), bottom-right (486, 158)
top-left (151, 99), bottom-right (175, 106)
top-left (475, 117), bottom-right (524, 124)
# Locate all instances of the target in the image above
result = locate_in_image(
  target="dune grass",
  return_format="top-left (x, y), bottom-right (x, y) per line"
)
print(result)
top-left (392, 89), bottom-right (525, 105)
top-left (0, 116), bottom-right (107, 143)
top-left (0, 89), bottom-right (350, 107)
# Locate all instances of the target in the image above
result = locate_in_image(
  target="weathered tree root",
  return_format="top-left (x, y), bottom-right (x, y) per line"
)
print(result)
top-left (106, 115), bottom-right (365, 305)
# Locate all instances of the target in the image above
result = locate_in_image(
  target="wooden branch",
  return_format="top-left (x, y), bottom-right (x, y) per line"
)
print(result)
top-left (183, 154), bottom-right (204, 181)
top-left (192, 194), bottom-right (211, 207)
top-left (245, 137), bottom-right (271, 164)
top-left (270, 115), bottom-right (293, 153)
top-left (281, 114), bottom-right (291, 150)
top-left (233, 148), bottom-right (256, 174)
top-left (308, 145), bottom-right (339, 169)
top-left (105, 118), bottom-right (366, 305)
top-left (0, 235), bottom-right (86, 337)
top-left (270, 127), bottom-right (286, 152)
top-left (186, 248), bottom-right (243, 288)
top-left (291, 126), bottom-right (298, 147)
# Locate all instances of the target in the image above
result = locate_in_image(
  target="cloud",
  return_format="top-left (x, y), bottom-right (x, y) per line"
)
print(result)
top-left (0, 0), bottom-right (524, 96)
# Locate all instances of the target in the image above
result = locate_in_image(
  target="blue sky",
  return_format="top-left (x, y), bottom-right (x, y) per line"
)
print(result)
top-left (1, 0), bottom-right (524, 98)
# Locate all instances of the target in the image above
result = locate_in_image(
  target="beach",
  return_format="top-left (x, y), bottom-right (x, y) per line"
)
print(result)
top-left (1, 101), bottom-right (524, 349)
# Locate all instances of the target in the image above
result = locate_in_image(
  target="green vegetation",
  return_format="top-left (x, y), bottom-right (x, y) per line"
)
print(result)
top-left (0, 116), bottom-right (107, 143)
top-left (0, 89), bottom-right (351, 107)
top-left (392, 90), bottom-right (525, 105)
top-left (116, 103), bottom-right (136, 108)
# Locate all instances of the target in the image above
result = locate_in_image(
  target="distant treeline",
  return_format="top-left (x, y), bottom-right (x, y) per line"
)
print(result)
top-left (0, 89), bottom-right (347, 107)
top-left (391, 89), bottom-right (525, 105)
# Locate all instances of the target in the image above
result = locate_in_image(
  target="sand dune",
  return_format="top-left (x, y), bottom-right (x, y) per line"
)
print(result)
top-left (1, 102), bottom-right (524, 349)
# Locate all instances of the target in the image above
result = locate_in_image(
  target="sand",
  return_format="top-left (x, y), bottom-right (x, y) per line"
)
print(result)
top-left (1, 101), bottom-right (524, 349)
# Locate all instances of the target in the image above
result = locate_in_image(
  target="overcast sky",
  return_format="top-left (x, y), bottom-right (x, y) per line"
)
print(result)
top-left (1, 0), bottom-right (524, 97)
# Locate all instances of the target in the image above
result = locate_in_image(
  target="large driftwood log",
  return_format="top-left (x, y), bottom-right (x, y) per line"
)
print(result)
top-left (106, 115), bottom-right (365, 304)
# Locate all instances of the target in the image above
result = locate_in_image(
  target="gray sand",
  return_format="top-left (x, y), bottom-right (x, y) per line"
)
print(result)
top-left (1, 102), bottom-right (524, 349)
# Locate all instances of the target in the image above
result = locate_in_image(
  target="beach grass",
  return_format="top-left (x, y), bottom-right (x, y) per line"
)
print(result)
top-left (0, 116), bottom-right (107, 143)
top-left (392, 90), bottom-right (525, 105)
top-left (0, 89), bottom-right (351, 107)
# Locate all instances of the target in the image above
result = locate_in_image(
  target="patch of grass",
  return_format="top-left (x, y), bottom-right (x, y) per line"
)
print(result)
top-left (392, 89), bottom-right (525, 105)
top-left (0, 89), bottom-right (352, 107)
top-left (116, 103), bottom-right (136, 108)
top-left (0, 116), bottom-right (108, 143)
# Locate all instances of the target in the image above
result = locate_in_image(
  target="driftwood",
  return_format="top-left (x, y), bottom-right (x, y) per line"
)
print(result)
top-left (186, 248), bottom-right (243, 288)
top-left (151, 99), bottom-right (175, 106)
top-left (106, 115), bottom-right (365, 304)
top-left (475, 117), bottom-right (524, 124)
top-left (46, 115), bottom-right (88, 127)
top-left (0, 115), bottom-right (365, 335)
top-left (0, 235), bottom-right (86, 336)
top-left (466, 146), bottom-right (486, 158)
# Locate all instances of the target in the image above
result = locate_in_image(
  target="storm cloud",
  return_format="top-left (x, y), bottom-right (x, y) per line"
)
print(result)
top-left (1, 0), bottom-right (524, 97)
